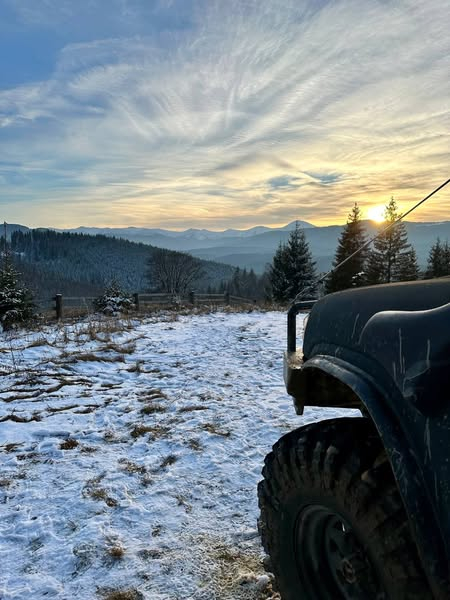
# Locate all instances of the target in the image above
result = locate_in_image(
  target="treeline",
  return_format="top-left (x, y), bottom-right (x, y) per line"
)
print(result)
top-left (266, 198), bottom-right (450, 302)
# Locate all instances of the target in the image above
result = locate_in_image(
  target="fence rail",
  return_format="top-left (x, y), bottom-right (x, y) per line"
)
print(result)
top-left (35, 291), bottom-right (256, 320)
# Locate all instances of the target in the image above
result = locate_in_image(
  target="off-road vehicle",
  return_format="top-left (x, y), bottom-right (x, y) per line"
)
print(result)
top-left (258, 278), bottom-right (450, 599)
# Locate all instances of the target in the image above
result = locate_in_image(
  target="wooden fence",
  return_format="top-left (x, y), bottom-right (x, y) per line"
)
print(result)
top-left (35, 292), bottom-right (256, 320)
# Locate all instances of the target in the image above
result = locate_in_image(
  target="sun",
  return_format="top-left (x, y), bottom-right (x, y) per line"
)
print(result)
top-left (367, 205), bottom-right (386, 223)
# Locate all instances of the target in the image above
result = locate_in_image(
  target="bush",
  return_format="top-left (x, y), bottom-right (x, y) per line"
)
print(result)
top-left (94, 281), bottom-right (134, 316)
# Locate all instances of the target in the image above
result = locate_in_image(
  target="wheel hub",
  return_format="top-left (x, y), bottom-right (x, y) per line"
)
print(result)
top-left (295, 504), bottom-right (386, 599)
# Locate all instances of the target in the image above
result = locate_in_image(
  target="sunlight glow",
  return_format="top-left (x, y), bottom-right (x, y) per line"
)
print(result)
top-left (367, 205), bottom-right (386, 223)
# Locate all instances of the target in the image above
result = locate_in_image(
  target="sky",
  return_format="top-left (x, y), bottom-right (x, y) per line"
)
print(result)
top-left (0, 0), bottom-right (449, 230)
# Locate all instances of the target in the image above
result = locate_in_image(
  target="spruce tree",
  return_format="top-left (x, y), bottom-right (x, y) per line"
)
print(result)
top-left (94, 280), bottom-right (134, 316)
top-left (269, 243), bottom-right (289, 301)
top-left (0, 245), bottom-right (34, 330)
top-left (326, 203), bottom-right (367, 293)
top-left (425, 238), bottom-right (450, 278)
top-left (395, 248), bottom-right (420, 281)
top-left (366, 197), bottom-right (417, 284)
top-left (270, 224), bottom-right (316, 301)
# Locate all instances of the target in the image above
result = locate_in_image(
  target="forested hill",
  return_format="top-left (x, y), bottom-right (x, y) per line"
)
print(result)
top-left (10, 229), bottom-right (235, 298)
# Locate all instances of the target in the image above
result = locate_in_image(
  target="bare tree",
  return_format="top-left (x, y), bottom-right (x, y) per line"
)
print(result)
top-left (147, 249), bottom-right (204, 295)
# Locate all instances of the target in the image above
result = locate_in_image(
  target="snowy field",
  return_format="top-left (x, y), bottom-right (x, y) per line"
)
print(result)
top-left (0, 309), bottom-right (349, 600)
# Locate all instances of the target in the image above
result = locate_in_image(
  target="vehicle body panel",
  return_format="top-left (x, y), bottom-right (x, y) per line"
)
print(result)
top-left (284, 279), bottom-right (450, 597)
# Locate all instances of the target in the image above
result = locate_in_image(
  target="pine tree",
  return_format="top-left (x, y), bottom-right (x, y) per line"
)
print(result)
top-left (425, 238), bottom-right (450, 278)
top-left (326, 203), bottom-right (368, 293)
top-left (0, 239), bottom-right (34, 330)
top-left (269, 224), bottom-right (316, 302)
top-left (366, 197), bottom-right (418, 284)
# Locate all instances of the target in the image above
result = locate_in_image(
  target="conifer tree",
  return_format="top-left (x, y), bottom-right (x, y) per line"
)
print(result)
top-left (270, 223), bottom-right (316, 301)
top-left (366, 197), bottom-right (418, 284)
top-left (326, 203), bottom-right (367, 293)
top-left (395, 248), bottom-right (420, 281)
top-left (94, 279), bottom-right (133, 315)
top-left (425, 238), bottom-right (450, 278)
top-left (269, 243), bottom-right (289, 301)
top-left (0, 232), bottom-right (34, 329)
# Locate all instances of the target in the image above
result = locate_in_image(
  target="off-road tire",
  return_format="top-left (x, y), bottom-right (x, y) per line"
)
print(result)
top-left (258, 417), bottom-right (432, 600)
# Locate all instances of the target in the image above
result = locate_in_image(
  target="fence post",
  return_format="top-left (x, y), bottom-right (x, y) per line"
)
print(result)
top-left (133, 292), bottom-right (140, 312)
top-left (55, 294), bottom-right (63, 320)
top-left (189, 290), bottom-right (195, 305)
top-left (224, 291), bottom-right (230, 305)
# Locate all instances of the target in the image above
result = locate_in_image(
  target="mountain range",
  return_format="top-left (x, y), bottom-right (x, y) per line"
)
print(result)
top-left (60, 220), bottom-right (450, 273)
top-left (5, 219), bottom-right (450, 274)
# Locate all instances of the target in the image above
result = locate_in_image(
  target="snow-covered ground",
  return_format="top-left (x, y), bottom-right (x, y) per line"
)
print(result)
top-left (0, 310), bottom-right (349, 600)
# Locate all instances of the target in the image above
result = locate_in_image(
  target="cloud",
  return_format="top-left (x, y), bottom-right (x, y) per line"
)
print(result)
top-left (0, 0), bottom-right (449, 228)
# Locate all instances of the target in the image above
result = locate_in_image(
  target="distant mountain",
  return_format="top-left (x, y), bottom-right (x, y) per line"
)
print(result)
top-left (5, 219), bottom-right (450, 276)
top-left (62, 220), bottom-right (314, 244)
top-left (135, 220), bottom-right (450, 273)
top-left (1, 223), bottom-right (30, 239)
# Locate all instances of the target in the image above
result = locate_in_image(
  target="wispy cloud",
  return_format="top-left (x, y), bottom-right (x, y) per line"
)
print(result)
top-left (0, 0), bottom-right (449, 228)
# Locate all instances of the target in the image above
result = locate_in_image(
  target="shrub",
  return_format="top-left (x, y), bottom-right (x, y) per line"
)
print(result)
top-left (94, 281), bottom-right (134, 316)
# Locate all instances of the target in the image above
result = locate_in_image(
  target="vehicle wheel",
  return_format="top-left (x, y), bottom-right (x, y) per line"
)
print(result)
top-left (258, 417), bottom-right (432, 600)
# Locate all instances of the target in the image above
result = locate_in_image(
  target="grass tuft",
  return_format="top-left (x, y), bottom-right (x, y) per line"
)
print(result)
top-left (106, 542), bottom-right (126, 560)
top-left (201, 423), bottom-right (231, 437)
top-left (178, 405), bottom-right (209, 413)
top-left (159, 454), bottom-right (177, 470)
top-left (118, 458), bottom-right (146, 475)
top-left (98, 588), bottom-right (143, 600)
top-left (140, 403), bottom-right (166, 415)
top-left (186, 438), bottom-right (203, 451)
top-left (60, 438), bottom-right (79, 450)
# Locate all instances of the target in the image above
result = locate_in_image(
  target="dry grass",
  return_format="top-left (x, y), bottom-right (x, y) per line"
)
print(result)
top-left (83, 476), bottom-right (118, 508)
top-left (130, 423), bottom-right (171, 440)
top-left (26, 336), bottom-right (49, 348)
top-left (140, 403), bottom-right (166, 415)
top-left (1, 442), bottom-right (22, 452)
top-left (127, 360), bottom-right (143, 373)
top-left (97, 588), bottom-right (143, 600)
top-left (105, 539), bottom-right (126, 560)
top-left (89, 488), bottom-right (118, 507)
top-left (0, 413), bottom-right (41, 423)
top-left (16, 452), bottom-right (39, 461)
top-left (199, 537), bottom-right (280, 600)
top-left (186, 438), bottom-right (203, 451)
top-left (61, 351), bottom-right (126, 364)
top-left (201, 423), bottom-right (231, 438)
top-left (130, 424), bottom-right (155, 439)
top-left (102, 342), bottom-right (136, 355)
top-left (152, 525), bottom-right (162, 537)
top-left (74, 405), bottom-right (101, 414)
top-left (138, 548), bottom-right (163, 560)
top-left (138, 388), bottom-right (168, 401)
top-left (158, 454), bottom-right (177, 470)
top-left (178, 404), bottom-right (209, 413)
top-left (118, 458), bottom-right (146, 475)
top-left (60, 438), bottom-right (79, 450)
top-left (48, 404), bottom-right (79, 414)
top-left (80, 445), bottom-right (97, 453)
top-left (176, 494), bottom-right (192, 513)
